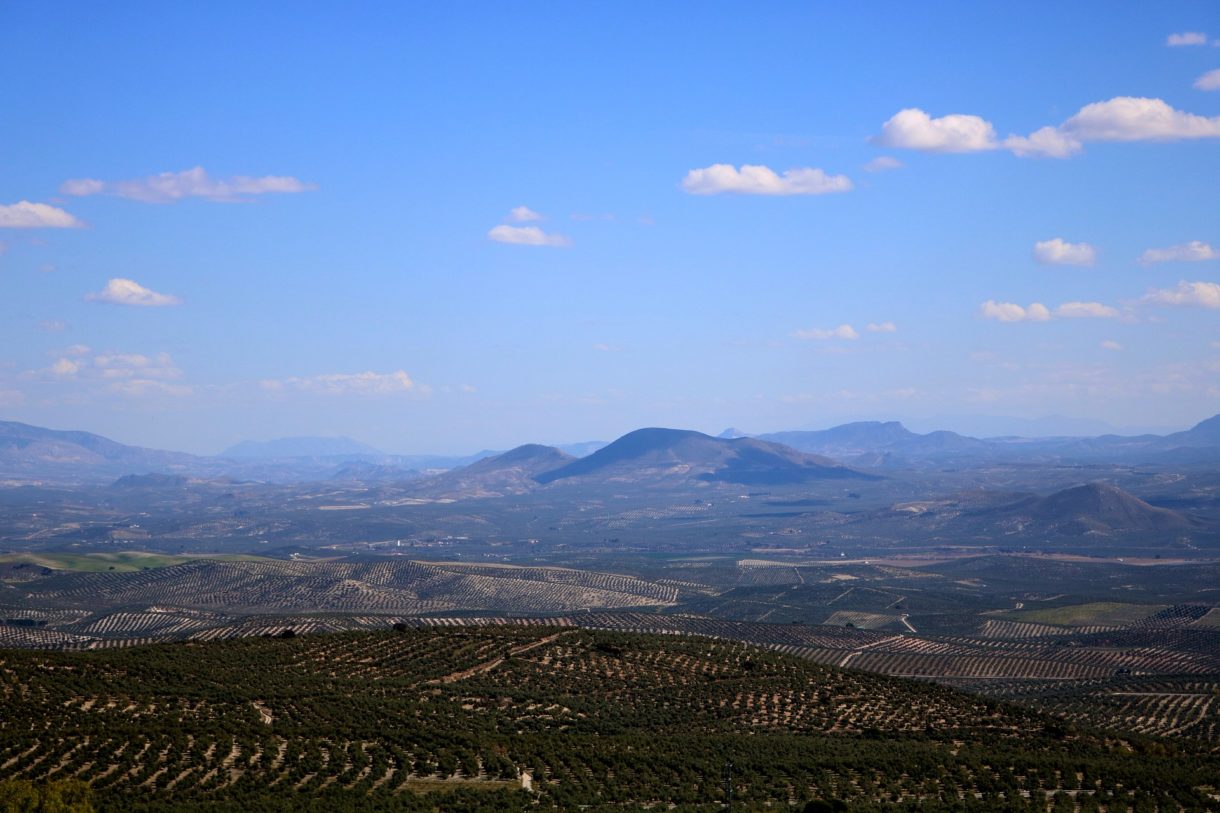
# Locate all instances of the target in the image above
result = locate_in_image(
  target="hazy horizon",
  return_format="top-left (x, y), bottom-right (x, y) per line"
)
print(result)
top-left (3, 2), bottom-right (1218, 455)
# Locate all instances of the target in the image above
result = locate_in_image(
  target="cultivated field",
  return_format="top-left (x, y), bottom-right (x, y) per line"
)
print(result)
top-left (1, 627), bottom-right (1217, 811)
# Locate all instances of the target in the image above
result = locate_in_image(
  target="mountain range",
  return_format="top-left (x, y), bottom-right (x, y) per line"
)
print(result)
top-left (2, 414), bottom-right (1219, 487)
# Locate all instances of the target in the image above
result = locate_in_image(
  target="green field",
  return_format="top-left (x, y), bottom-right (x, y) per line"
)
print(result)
top-left (0, 551), bottom-right (273, 573)
top-left (1007, 601), bottom-right (1167, 627)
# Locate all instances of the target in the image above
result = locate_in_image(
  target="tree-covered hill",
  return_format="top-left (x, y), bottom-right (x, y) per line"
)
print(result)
top-left (1, 627), bottom-right (1216, 811)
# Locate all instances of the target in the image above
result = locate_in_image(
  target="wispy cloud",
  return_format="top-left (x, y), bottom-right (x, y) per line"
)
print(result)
top-left (1195, 69), bottom-right (1220, 91)
top-left (1054, 301), bottom-right (1119, 318)
top-left (1101, 340), bottom-right (1123, 351)
top-left (507, 205), bottom-right (544, 222)
top-left (1139, 240), bottom-right (1219, 265)
top-left (38, 320), bottom-right (69, 333)
top-left (1033, 238), bottom-right (1096, 266)
top-left (865, 321), bottom-right (898, 333)
top-left (793, 324), bottom-right (860, 340)
top-left (863, 156), bottom-right (903, 172)
top-left (487, 224), bottom-right (571, 247)
top-left (85, 278), bottom-right (182, 307)
top-left (60, 166), bottom-right (316, 203)
top-left (1167, 31), bottom-right (1208, 46)
top-left (681, 163), bottom-right (852, 195)
top-left (261, 370), bottom-right (423, 396)
top-left (0, 201), bottom-right (85, 229)
top-left (38, 350), bottom-right (191, 397)
top-left (1143, 281), bottom-right (1220, 309)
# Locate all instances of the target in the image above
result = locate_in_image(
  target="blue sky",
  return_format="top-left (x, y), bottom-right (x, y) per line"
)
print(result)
top-left (2, 2), bottom-right (1219, 454)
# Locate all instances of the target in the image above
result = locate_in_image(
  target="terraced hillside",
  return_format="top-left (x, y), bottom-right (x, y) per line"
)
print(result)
top-left (1, 627), bottom-right (1218, 812)
top-left (2, 558), bottom-right (676, 620)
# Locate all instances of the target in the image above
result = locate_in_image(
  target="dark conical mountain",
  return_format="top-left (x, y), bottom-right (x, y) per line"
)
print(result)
top-left (534, 427), bottom-right (874, 486)
top-left (988, 482), bottom-right (1193, 535)
top-left (410, 444), bottom-right (576, 498)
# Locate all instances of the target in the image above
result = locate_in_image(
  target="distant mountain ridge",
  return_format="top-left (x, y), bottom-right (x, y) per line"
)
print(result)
top-left (0, 421), bottom-right (201, 483)
top-left (221, 436), bottom-right (385, 459)
top-left (754, 421), bottom-right (989, 468)
top-left (2, 413), bottom-right (1219, 485)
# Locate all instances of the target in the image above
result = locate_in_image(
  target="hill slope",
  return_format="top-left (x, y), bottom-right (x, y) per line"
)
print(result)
top-left (1, 627), bottom-right (1215, 810)
top-left (0, 421), bottom-right (200, 483)
top-left (987, 482), bottom-right (1194, 535)
top-left (410, 443), bottom-right (576, 497)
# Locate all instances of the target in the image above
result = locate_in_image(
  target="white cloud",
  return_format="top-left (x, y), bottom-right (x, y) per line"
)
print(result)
top-left (865, 321), bottom-right (897, 333)
top-left (487, 224), bottom-right (571, 247)
top-left (60, 166), bottom-right (315, 203)
top-left (1101, 340), bottom-right (1123, 351)
top-left (863, 156), bottom-right (903, 172)
top-left (980, 300), bottom-right (1052, 322)
top-left (38, 320), bottom-right (68, 333)
top-left (263, 370), bottom-right (420, 395)
top-left (681, 163), bottom-right (853, 195)
top-left (51, 358), bottom-right (80, 376)
top-left (61, 344), bottom-right (91, 357)
top-left (1138, 240), bottom-right (1219, 265)
top-left (508, 205), bottom-right (543, 222)
top-left (1167, 32), bottom-right (1208, 46)
top-left (793, 324), bottom-right (860, 340)
top-left (1002, 126), bottom-right (1082, 158)
top-left (1055, 301), bottom-right (1119, 318)
top-left (1061, 97), bottom-right (1220, 142)
top-left (1033, 238), bottom-right (1096, 266)
top-left (877, 97), bottom-right (1220, 160)
top-left (1195, 69), bottom-right (1220, 91)
top-left (872, 108), bottom-right (999, 153)
top-left (85, 278), bottom-right (182, 307)
top-left (1143, 280), bottom-right (1220, 309)
top-left (0, 201), bottom-right (85, 229)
